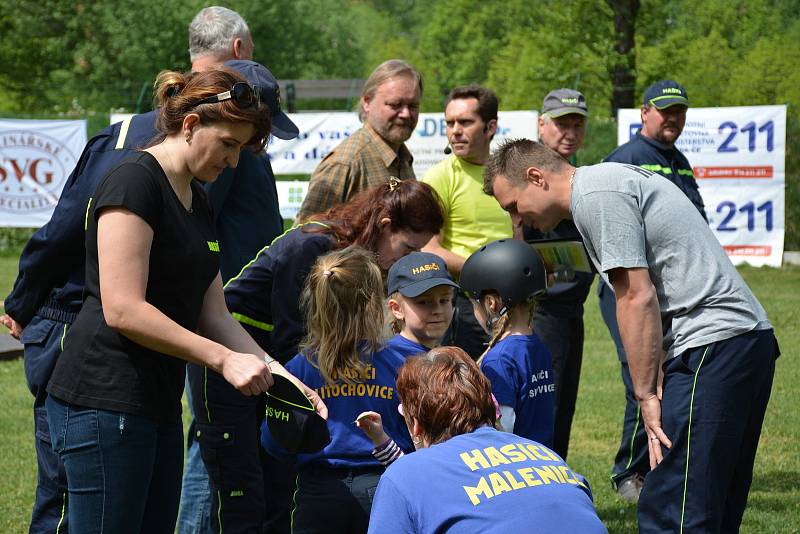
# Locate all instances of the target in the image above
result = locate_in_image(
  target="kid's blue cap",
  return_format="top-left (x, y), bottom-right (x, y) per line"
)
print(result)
top-left (387, 252), bottom-right (460, 297)
top-left (265, 372), bottom-right (330, 454)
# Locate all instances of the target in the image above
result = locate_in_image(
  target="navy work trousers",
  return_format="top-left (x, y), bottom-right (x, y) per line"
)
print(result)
top-left (22, 315), bottom-right (69, 534)
top-left (187, 363), bottom-right (295, 534)
top-left (638, 329), bottom-right (778, 533)
top-left (597, 280), bottom-right (650, 487)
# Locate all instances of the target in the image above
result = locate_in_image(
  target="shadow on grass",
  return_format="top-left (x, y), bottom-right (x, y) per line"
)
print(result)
top-left (747, 470), bottom-right (800, 515)
top-left (752, 470), bottom-right (800, 493)
top-left (596, 500), bottom-right (638, 534)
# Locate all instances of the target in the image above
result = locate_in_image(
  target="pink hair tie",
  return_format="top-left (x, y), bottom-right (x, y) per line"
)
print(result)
top-left (322, 270), bottom-right (333, 277)
top-left (491, 393), bottom-right (502, 421)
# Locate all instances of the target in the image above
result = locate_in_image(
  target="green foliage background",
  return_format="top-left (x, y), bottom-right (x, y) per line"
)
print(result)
top-left (0, 0), bottom-right (797, 247)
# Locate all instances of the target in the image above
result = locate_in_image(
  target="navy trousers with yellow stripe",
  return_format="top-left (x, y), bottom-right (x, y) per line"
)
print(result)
top-left (598, 280), bottom-right (650, 487)
top-left (23, 315), bottom-right (70, 534)
top-left (638, 329), bottom-right (778, 533)
top-left (186, 362), bottom-right (295, 534)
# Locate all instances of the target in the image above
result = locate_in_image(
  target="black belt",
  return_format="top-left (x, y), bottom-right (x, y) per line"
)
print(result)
top-left (37, 299), bottom-right (78, 324)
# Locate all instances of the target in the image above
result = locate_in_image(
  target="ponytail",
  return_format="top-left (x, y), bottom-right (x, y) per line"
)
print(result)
top-left (150, 68), bottom-right (270, 150)
top-left (476, 300), bottom-right (535, 364)
top-left (300, 247), bottom-right (386, 384)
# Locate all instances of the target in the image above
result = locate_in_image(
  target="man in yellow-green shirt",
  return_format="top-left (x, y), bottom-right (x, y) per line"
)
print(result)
top-left (422, 85), bottom-right (512, 358)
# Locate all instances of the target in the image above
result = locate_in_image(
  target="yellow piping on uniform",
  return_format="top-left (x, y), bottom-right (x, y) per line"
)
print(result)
top-left (231, 313), bottom-right (274, 332)
top-left (680, 346), bottom-right (710, 533)
top-left (60, 323), bottom-right (67, 352)
top-left (115, 116), bottom-right (133, 149)
top-left (223, 221), bottom-right (331, 288)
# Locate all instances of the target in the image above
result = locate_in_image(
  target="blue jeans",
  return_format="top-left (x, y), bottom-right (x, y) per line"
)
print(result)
top-left (46, 396), bottom-right (183, 534)
top-left (22, 315), bottom-right (69, 533)
top-left (176, 376), bottom-right (212, 534)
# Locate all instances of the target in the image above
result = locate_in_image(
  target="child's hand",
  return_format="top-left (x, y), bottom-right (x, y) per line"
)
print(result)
top-left (355, 411), bottom-right (390, 446)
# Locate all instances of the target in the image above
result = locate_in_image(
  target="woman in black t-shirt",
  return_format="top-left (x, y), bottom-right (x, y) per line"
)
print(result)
top-left (45, 69), bottom-right (325, 533)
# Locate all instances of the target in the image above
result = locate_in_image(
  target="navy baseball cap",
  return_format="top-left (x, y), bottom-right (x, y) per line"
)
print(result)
top-left (265, 371), bottom-right (330, 454)
top-left (643, 80), bottom-right (689, 110)
top-left (225, 60), bottom-right (299, 140)
top-left (541, 89), bottom-right (588, 118)
top-left (387, 252), bottom-right (459, 297)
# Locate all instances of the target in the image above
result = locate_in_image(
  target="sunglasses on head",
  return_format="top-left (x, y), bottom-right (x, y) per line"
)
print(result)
top-left (196, 82), bottom-right (259, 109)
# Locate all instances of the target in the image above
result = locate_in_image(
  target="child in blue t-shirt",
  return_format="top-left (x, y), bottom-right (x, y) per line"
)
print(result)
top-left (460, 239), bottom-right (556, 447)
top-left (260, 247), bottom-right (414, 534)
top-left (356, 251), bottom-right (460, 464)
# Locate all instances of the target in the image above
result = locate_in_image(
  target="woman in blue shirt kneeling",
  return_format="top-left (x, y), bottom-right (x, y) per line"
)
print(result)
top-left (368, 346), bottom-right (607, 534)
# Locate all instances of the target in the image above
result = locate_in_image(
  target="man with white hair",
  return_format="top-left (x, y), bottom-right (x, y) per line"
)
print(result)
top-left (182, 8), bottom-right (299, 534)
top-left (296, 59), bottom-right (422, 220)
top-left (189, 5), bottom-right (254, 70)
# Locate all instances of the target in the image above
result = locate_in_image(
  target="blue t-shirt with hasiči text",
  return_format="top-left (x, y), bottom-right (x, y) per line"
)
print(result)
top-left (367, 426), bottom-right (607, 534)
top-left (480, 334), bottom-right (555, 447)
top-left (260, 334), bottom-right (423, 468)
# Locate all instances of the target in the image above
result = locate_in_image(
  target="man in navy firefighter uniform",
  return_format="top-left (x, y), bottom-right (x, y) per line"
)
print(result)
top-left (601, 79), bottom-right (707, 503)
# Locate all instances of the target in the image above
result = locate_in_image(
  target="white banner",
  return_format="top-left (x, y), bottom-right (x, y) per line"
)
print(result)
top-left (268, 111), bottom-right (538, 177)
top-left (617, 105), bottom-right (786, 267)
top-left (108, 111), bottom-right (537, 219)
top-left (0, 119), bottom-right (87, 227)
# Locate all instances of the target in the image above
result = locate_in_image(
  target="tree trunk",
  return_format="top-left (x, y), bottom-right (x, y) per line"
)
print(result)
top-left (606, 0), bottom-right (640, 116)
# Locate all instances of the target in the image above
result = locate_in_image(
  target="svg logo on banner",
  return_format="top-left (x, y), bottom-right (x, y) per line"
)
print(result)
top-left (0, 129), bottom-right (76, 212)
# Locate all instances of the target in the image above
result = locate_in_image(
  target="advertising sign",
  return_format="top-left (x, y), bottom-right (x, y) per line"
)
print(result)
top-left (617, 106), bottom-right (786, 266)
top-left (0, 119), bottom-right (87, 227)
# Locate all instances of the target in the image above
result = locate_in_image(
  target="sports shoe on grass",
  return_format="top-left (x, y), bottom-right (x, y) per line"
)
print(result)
top-left (616, 473), bottom-right (645, 503)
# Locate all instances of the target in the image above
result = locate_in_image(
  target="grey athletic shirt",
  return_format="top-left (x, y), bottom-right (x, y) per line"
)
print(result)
top-left (570, 162), bottom-right (771, 358)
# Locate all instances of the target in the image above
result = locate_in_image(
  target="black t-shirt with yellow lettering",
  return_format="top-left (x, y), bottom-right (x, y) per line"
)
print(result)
top-left (48, 152), bottom-right (219, 422)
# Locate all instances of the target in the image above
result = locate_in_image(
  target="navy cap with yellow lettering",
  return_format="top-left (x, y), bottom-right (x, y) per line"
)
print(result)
top-left (642, 80), bottom-right (689, 110)
top-left (264, 371), bottom-right (330, 454)
top-left (387, 252), bottom-right (460, 297)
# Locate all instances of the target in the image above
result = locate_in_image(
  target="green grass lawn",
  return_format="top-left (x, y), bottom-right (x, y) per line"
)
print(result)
top-left (0, 264), bottom-right (797, 532)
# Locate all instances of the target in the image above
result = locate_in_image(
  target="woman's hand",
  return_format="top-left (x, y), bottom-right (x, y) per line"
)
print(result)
top-left (220, 352), bottom-right (274, 396)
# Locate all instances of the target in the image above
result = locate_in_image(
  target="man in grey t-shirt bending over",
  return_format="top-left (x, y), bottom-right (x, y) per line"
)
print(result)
top-left (483, 138), bottom-right (779, 533)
